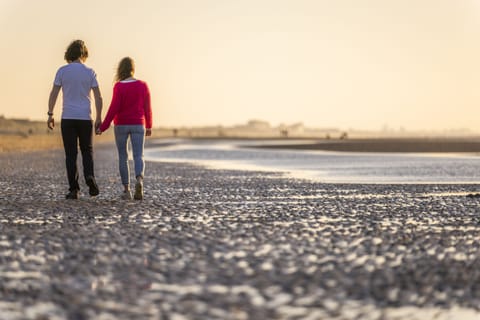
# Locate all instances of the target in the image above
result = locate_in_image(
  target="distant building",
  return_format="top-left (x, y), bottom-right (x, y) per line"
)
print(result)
top-left (287, 122), bottom-right (304, 135)
top-left (246, 120), bottom-right (271, 130)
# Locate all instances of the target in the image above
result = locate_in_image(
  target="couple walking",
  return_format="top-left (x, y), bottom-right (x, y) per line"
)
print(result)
top-left (47, 40), bottom-right (153, 200)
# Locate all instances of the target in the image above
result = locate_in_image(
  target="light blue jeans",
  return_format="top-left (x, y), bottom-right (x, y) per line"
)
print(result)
top-left (114, 125), bottom-right (145, 186)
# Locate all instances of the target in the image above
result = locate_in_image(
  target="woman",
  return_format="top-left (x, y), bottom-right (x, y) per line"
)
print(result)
top-left (48, 40), bottom-right (103, 199)
top-left (98, 57), bottom-right (152, 200)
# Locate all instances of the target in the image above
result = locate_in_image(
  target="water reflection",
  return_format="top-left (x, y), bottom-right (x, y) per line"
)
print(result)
top-left (145, 139), bottom-right (480, 184)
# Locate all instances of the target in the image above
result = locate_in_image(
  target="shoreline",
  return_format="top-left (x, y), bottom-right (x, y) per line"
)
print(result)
top-left (144, 138), bottom-right (480, 185)
top-left (4, 135), bottom-right (480, 153)
top-left (246, 137), bottom-right (480, 153)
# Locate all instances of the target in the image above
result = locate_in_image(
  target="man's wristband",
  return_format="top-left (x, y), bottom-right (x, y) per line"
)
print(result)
top-left (47, 112), bottom-right (53, 116)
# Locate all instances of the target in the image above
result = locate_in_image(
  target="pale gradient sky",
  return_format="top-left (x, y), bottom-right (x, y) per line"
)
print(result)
top-left (1, 0), bottom-right (480, 131)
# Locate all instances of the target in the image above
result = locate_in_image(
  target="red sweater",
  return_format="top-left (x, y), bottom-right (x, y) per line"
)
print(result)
top-left (100, 80), bottom-right (152, 132)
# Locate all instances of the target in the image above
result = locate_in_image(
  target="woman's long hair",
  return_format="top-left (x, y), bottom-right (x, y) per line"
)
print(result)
top-left (116, 57), bottom-right (135, 82)
top-left (64, 40), bottom-right (89, 63)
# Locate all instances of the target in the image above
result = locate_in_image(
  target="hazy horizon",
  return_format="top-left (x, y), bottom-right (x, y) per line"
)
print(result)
top-left (2, 0), bottom-right (480, 132)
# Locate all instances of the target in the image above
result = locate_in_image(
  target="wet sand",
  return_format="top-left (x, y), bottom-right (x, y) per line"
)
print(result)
top-left (6, 135), bottom-right (480, 153)
top-left (1, 145), bottom-right (480, 319)
top-left (251, 137), bottom-right (480, 153)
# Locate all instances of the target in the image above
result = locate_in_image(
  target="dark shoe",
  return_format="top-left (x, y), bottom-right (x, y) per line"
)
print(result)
top-left (121, 190), bottom-right (132, 200)
top-left (86, 176), bottom-right (99, 196)
top-left (66, 190), bottom-right (79, 200)
top-left (134, 180), bottom-right (143, 200)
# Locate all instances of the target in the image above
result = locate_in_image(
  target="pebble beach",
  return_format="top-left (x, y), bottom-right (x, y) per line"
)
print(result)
top-left (1, 144), bottom-right (480, 319)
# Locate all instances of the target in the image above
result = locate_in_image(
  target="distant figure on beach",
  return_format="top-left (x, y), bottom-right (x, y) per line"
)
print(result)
top-left (47, 40), bottom-right (103, 199)
top-left (97, 57), bottom-right (152, 200)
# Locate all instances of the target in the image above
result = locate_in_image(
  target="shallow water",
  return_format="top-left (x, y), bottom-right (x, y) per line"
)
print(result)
top-left (145, 139), bottom-right (480, 184)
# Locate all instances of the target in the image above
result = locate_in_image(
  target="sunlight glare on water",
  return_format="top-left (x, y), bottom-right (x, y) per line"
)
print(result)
top-left (145, 139), bottom-right (480, 184)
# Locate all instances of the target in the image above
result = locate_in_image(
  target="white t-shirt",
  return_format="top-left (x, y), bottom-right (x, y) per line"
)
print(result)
top-left (54, 63), bottom-right (99, 120)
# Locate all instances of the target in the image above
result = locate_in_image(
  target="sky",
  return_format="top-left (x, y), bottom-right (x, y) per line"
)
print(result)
top-left (1, 0), bottom-right (480, 132)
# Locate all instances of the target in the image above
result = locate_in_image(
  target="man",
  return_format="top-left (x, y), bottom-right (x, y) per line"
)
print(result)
top-left (47, 40), bottom-right (103, 199)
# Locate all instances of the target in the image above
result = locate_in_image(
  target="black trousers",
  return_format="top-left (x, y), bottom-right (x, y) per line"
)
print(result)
top-left (61, 119), bottom-right (95, 192)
